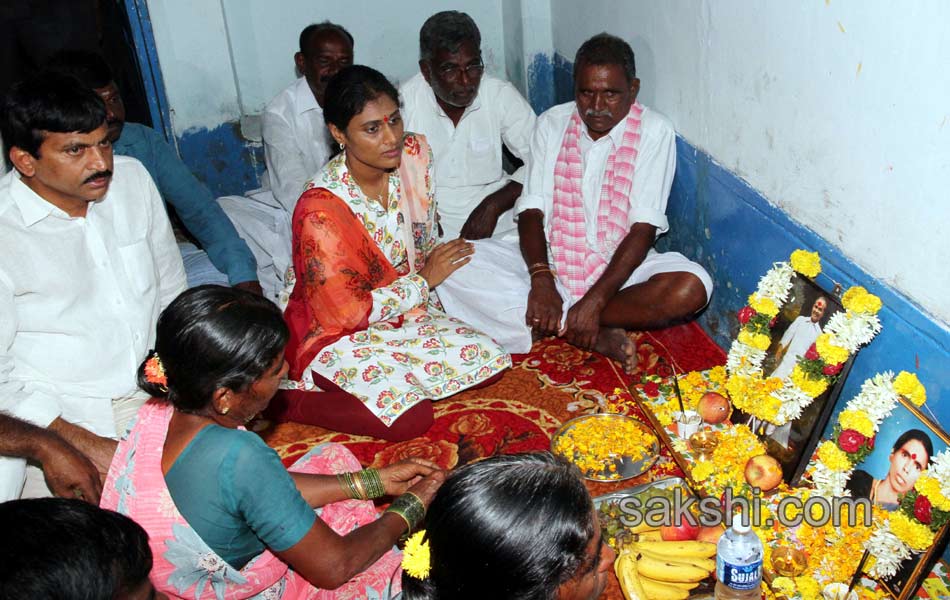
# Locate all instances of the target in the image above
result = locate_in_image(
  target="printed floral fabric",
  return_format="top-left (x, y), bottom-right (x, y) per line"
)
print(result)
top-left (100, 400), bottom-right (403, 599)
top-left (282, 133), bottom-right (511, 425)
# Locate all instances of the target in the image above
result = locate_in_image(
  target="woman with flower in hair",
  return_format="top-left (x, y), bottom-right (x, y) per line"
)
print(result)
top-left (279, 65), bottom-right (510, 441)
top-left (401, 452), bottom-right (614, 600)
top-left (847, 429), bottom-right (933, 510)
top-left (101, 285), bottom-right (444, 599)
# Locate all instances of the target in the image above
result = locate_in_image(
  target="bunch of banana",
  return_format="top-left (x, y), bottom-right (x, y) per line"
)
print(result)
top-left (614, 540), bottom-right (716, 600)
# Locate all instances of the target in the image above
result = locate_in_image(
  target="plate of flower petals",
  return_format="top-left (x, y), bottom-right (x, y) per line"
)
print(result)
top-left (551, 413), bottom-right (659, 482)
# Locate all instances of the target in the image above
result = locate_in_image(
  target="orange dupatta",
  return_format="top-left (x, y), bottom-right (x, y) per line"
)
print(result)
top-left (283, 134), bottom-right (434, 379)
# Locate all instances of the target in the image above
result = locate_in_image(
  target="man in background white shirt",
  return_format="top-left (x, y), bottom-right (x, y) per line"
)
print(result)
top-left (438, 34), bottom-right (711, 371)
top-left (0, 71), bottom-right (186, 501)
top-left (218, 21), bottom-right (354, 300)
top-left (401, 11), bottom-right (535, 241)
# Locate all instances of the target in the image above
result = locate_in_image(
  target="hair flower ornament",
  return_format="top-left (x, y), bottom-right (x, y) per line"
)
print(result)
top-left (401, 530), bottom-right (431, 579)
top-left (144, 353), bottom-right (168, 388)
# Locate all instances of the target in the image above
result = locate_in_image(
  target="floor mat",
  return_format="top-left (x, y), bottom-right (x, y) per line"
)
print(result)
top-left (259, 321), bottom-right (726, 598)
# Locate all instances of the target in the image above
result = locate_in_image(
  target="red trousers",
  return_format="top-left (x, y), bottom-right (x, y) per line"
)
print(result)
top-left (268, 372), bottom-right (505, 442)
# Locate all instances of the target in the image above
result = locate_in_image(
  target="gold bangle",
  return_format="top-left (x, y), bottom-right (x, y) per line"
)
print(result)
top-left (527, 261), bottom-right (549, 271)
top-left (352, 472), bottom-right (367, 500)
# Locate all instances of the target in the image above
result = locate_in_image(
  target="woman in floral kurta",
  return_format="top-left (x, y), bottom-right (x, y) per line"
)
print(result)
top-left (282, 66), bottom-right (510, 437)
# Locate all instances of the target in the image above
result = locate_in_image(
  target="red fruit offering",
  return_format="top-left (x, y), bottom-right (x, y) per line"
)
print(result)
top-left (698, 392), bottom-right (731, 424)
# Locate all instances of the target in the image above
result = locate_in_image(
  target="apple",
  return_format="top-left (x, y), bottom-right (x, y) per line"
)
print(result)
top-left (698, 392), bottom-right (731, 424)
top-left (696, 525), bottom-right (725, 544)
top-left (660, 519), bottom-right (700, 541)
top-left (744, 454), bottom-right (783, 491)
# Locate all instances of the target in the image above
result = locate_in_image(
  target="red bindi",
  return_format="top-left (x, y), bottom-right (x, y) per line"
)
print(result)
top-left (383, 115), bottom-right (390, 124)
top-left (911, 453), bottom-right (917, 460)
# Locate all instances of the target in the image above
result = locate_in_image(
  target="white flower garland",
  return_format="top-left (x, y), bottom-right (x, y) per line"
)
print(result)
top-left (725, 261), bottom-right (794, 377)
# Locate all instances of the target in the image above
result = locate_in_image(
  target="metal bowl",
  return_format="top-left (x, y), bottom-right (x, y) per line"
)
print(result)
top-left (551, 413), bottom-right (660, 482)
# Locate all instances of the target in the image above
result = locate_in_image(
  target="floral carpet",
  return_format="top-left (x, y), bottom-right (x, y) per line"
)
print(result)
top-left (259, 322), bottom-right (726, 598)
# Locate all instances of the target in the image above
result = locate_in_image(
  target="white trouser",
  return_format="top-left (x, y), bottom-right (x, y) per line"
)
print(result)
top-left (0, 393), bottom-right (147, 501)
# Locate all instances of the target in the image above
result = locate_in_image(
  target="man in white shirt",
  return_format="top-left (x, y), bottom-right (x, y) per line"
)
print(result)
top-left (262, 21), bottom-right (354, 214)
top-left (0, 71), bottom-right (186, 501)
top-left (400, 11), bottom-right (536, 241)
top-left (769, 296), bottom-right (827, 380)
top-left (218, 21), bottom-right (354, 301)
top-left (438, 34), bottom-right (712, 372)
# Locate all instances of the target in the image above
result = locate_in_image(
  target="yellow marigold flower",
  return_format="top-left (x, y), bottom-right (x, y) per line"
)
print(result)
top-left (838, 409), bottom-right (875, 438)
top-left (708, 365), bottom-right (727, 386)
top-left (748, 294), bottom-right (780, 318)
top-left (553, 416), bottom-right (656, 478)
top-left (795, 576), bottom-right (821, 599)
top-left (889, 512), bottom-right (936, 551)
top-left (691, 461), bottom-right (715, 481)
top-left (683, 370), bottom-right (704, 388)
top-left (401, 531), bottom-right (431, 579)
top-left (815, 333), bottom-right (850, 365)
top-left (791, 366), bottom-right (829, 398)
top-left (771, 577), bottom-right (795, 596)
top-left (894, 371), bottom-right (927, 406)
top-left (915, 475), bottom-right (950, 511)
top-left (738, 330), bottom-right (771, 351)
top-left (790, 249), bottom-right (821, 278)
top-left (817, 440), bottom-right (852, 471)
top-left (842, 286), bottom-right (883, 315)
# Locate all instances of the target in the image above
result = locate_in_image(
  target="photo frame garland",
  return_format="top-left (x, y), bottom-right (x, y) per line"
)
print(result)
top-left (803, 371), bottom-right (942, 581)
top-left (725, 250), bottom-right (883, 427)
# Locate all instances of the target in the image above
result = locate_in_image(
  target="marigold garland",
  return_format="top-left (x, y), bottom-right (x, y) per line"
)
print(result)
top-left (748, 294), bottom-right (780, 318)
top-left (737, 329), bottom-right (771, 351)
top-left (888, 511), bottom-right (936, 551)
top-left (893, 371), bottom-right (927, 406)
top-left (837, 409), bottom-right (875, 438)
top-left (789, 249), bottom-right (821, 278)
top-left (841, 286), bottom-right (883, 315)
top-left (401, 531), bottom-right (431, 579)
top-left (790, 365), bottom-right (830, 398)
top-left (916, 474), bottom-right (950, 512)
top-left (815, 333), bottom-right (849, 366)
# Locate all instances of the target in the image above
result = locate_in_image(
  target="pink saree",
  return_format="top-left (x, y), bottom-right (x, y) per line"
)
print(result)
top-left (101, 400), bottom-right (402, 599)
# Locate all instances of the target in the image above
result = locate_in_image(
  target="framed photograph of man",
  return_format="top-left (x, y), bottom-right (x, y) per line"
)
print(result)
top-left (741, 275), bottom-right (858, 483)
top-left (850, 399), bottom-right (950, 599)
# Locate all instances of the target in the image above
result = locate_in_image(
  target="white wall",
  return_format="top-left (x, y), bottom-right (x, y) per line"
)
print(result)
top-left (550, 0), bottom-right (950, 325)
top-left (147, 0), bottom-right (507, 132)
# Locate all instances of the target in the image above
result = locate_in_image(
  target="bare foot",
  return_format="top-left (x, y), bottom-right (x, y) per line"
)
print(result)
top-left (594, 327), bottom-right (638, 373)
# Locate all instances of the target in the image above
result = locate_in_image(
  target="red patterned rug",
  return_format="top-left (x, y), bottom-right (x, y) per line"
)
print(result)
top-left (259, 322), bottom-right (726, 598)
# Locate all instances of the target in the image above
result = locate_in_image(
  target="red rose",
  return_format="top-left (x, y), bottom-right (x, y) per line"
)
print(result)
top-left (643, 381), bottom-right (660, 398)
top-left (822, 362), bottom-right (844, 376)
top-left (769, 315), bottom-right (778, 328)
top-left (868, 436), bottom-right (876, 450)
top-left (737, 306), bottom-right (756, 325)
top-left (837, 429), bottom-right (866, 453)
top-left (804, 344), bottom-right (819, 361)
top-left (914, 494), bottom-right (933, 525)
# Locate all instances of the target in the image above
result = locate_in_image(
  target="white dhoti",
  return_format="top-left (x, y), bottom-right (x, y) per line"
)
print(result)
top-left (217, 191), bottom-right (292, 302)
top-left (438, 239), bottom-right (713, 355)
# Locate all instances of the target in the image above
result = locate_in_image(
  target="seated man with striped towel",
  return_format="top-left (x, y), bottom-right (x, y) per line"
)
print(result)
top-left (438, 33), bottom-right (712, 372)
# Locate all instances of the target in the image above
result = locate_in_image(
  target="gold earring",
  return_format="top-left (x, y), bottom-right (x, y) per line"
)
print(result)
top-left (339, 142), bottom-right (345, 150)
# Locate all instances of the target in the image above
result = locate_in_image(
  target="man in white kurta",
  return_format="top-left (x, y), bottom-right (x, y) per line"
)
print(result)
top-left (0, 72), bottom-right (186, 500)
top-left (438, 34), bottom-right (711, 370)
top-left (400, 11), bottom-right (536, 241)
top-left (219, 22), bottom-right (353, 300)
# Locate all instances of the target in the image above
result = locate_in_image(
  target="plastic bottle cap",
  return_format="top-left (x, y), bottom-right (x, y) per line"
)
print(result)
top-left (732, 518), bottom-right (751, 533)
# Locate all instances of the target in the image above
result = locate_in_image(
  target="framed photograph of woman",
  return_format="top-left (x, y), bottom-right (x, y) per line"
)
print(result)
top-left (849, 399), bottom-right (950, 599)
top-left (741, 275), bottom-right (859, 483)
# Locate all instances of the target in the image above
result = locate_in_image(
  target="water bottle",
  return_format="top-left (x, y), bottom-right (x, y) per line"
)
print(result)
top-left (714, 516), bottom-right (763, 599)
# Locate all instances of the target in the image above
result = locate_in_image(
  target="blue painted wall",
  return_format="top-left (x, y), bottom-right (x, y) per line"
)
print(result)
top-left (176, 123), bottom-right (264, 197)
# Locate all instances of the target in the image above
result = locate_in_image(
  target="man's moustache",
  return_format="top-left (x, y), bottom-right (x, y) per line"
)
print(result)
top-left (584, 109), bottom-right (613, 118)
top-left (83, 171), bottom-right (113, 184)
